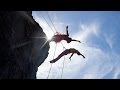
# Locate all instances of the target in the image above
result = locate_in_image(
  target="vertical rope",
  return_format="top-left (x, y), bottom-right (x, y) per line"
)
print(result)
top-left (61, 46), bottom-right (66, 79)
top-left (39, 11), bottom-right (67, 79)
top-left (47, 43), bottom-right (57, 79)
top-left (61, 42), bottom-right (66, 49)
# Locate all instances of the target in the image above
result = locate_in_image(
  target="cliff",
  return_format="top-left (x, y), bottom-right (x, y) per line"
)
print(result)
top-left (0, 11), bottom-right (49, 79)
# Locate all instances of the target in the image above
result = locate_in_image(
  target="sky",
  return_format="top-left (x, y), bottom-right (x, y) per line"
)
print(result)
top-left (32, 11), bottom-right (120, 79)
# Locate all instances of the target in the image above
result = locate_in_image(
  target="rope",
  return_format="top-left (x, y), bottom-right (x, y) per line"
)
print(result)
top-left (47, 43), bottom-right (57, 79)
top-left (45, 11), bottom-right (68, 79)
top-left (61, 42), bottom-right (66, 49)
top-left (46, 11), bottom-right (58, 32)
top-left (39, 12), bottom-right (55, 33)
top-left (61, 47), bottom-right (66, 79)
top-left (45, 11), bottom-right (66, 48)
top-left (40, 12), bottom-right (66, 48)
top-left (40, 11), bottom-right (67, 79)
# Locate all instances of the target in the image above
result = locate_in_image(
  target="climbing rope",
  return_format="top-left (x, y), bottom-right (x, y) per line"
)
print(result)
top-left (47, 43), bottom-right (57, 79)
top-left (46, 11), bottom-right (58, 32)
top-left (40, 13), bottom-right (66, 50)
top-left (39, 12), bottom-right (55, 33)
top-left (61, 46), bottom-right (66, 79)
top-left (39, 11), bottom-right (67, 79)
top-left (45, 11), bottom-right (67, 79)
top-left (40, 11), bottom-right (66, 49)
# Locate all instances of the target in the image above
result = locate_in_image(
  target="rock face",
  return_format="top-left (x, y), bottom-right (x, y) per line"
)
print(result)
top-left (0, 11), bottom-right (49, 79)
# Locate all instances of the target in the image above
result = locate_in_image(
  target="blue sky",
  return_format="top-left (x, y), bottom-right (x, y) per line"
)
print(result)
top-left (32, 11), bottom-right (120, 79)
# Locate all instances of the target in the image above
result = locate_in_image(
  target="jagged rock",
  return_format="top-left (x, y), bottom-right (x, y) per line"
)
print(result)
top-left (0, 11), bottom-right (49, 79)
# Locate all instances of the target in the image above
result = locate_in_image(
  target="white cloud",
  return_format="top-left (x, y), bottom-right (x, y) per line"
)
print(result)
top-left (104, 33), bottom-right (115, 49)
top-left (72, 22), bottom-right (100, 44)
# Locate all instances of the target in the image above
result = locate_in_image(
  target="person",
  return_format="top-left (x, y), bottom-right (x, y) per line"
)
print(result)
top-left (49, 26), bottom-right (81, 43)
top-left (50, 48), bottom-right (85, 63)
